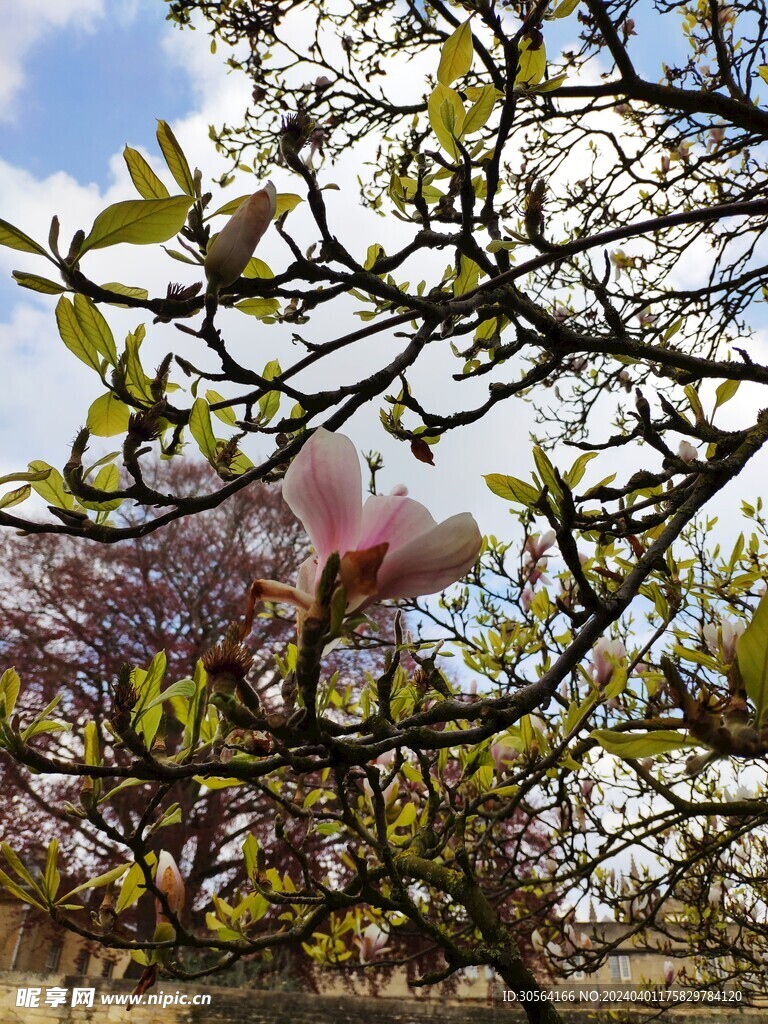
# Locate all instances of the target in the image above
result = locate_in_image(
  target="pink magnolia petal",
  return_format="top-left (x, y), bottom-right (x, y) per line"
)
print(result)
top-left (374, 513), bottom-right (481, 600)
top-left (358, 494), bottom-right (437, 553)
top-left (282, 428), bottom-right (362, 566)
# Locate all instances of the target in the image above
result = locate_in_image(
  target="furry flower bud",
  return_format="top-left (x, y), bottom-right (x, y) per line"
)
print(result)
top-left (204, 182), bottom-right (276, 289)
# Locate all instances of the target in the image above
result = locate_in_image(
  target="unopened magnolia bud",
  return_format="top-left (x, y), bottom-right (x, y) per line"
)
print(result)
top-left (204, 182), bottom-right (276, 289)
top-left (155, 850), bottom-right (185, 922)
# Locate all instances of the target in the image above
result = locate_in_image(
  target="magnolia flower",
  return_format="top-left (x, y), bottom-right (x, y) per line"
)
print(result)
top-left (708, 126), bottom-right (725, 151)
top-left (663, 960), bottom-right (676, 986)
top-left (524, 530), bottom-right (556, 564)
top-left (355, 923), bottom-right (389, 963)
top-left (155, 850), bottom-right (185, 923)
top-left (204, 182), bottom-right (276, 289)
top-left (590, 637), bottom-right (627, 687)
top-left (677, 440), bottom-right (698, 464)
top-left (260, 429), bottom-right (481, 614)
top-left (703, 618), bottom-right (744, 664)
top-left (521, 584), bottom-right (534, 613)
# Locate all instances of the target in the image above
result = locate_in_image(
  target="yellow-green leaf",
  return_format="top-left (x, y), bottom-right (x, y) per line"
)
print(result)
top-left (123, 146), bottom-right (170, 200)
top-left (81, 196), bottom-right (194, 253)
top-left (235, 297), bottom-right (280, 319)
top-left (28, 461), bottom-right (75, 510)
top-left (550, 0), bottom-right (580, 18)
top-left (189, 398), bottom-right (218, 463)
top-left (591, 729), bottom-right (697, 758)
top-left (484, 473), bottom-right (540, 508)
top-left (206, 390), bottom-right (237, 426)
top-left (55, 296), bottom-right (103, 373)
top-left (737, 592), bottom-right (768, 724)
top-left (428, 83), bottom-right (465, 158)
top-left (515, 33), bottom-right (547, 87)
top-left (462, 84), bottom-right (496, 135)
top-left (0, 668), bottom-right (21, 717)
top-left (437, 20), bottom-right (473, 86)
top-left (0, 485), bottom-right (31, 510)
top-left (74, 294), bottom-right (117, 365)
top-left (87, 392), bottom-right (132, 437)
top-left (156, 120), bottom-right (195, 196)
top-left (0, 218), bottom-right (49, 257)
top-left (12, 271), bottom-right (65, 294)
top-left (714, 378), bottom-right (740, 411)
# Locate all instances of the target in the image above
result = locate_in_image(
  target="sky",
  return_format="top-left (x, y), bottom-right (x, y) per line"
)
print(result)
top-left (0, 0), bottom-right (766, 545)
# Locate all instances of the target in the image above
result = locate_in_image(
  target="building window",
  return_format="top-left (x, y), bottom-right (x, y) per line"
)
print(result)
top-left (76, 950), bottom-right (90, 977)
top-left (609, 955), bottom-right (632, 981)
top-left (101, 959), bottom-right (115, 979)
top-left (45, 941), bottom-right (63, 973)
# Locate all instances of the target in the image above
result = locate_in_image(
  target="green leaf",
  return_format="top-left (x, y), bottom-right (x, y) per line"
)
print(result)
top-left (84, 721), bottom-right (101, 766)
top-left (515, 33), bottom-right (547, 87)
top-left (43, 840), bottom-right (61, 901)
top-left (208, 192), bottom-right (301, 220)
top-left (2, 844), bottom-right (45, 896)
top-left (242, 834), bottom-right (260, 882)
top-left (79, 464), bottom-right (122, 512)
top-left (156, 120), bottom-right (195, 196)
top-left (564, 451), bottom-right (598, 489)
top-left (484, 473), bottom-right (540, 508)
top-left (737, 592), bottom-right (768, 724)
top-left (87, 392), bottom-right (132, 437)
top-left (0, 668), bottom-right (21, 718)
top-left (428, 83), bottom-right (465, 158)
top-left (81, 196), bottom-right (194, 253)
top-left (74, 294), bottom-right (117, 364)
top-left (101, 282), bottom-right (150, 306)
top-left (12, 271), bottom-right (65, 294)
top-left (462, 84), bottom-right (496, 135)
top-left (116, 857), bottom-right (156, 915)
top-left (550, 0), bottom-right (580, 17)
top-left (437, 20), bottom-right (473, 86)
top-left (189, 398), bottom-right (218, 464)
top-left (714, 378), bottom-right (740, 411)
top-left (123, 146), bottom-right (170, 200)
top-left (28, 461), bottom-right (75, 510)
top-left (142, 678), bottom-right (196, 713)
top-left (454, 255), bottom-right (480, 296)
top-left (133, 652), bottom-right (167, 746)
top-left (55, 296), bottom-right (104, 374)
top-left (206, 390), bottom-right (237, 426)
top-left (0, 868), bottom-right (46, 910)
top-left (243, 257), bottom-right (274, 280)
top-left (391, 803), bottom-right (417, 830)
top-left (0, 218), bottom-right (49, 257)
top-left (235, 297), bottom-right (280, 319)
top-left (0, 485), bottom-right (31, 510)
top-left (591, 728), bottom-right (697, 758)
top-left (59, 863), bottom-right (130, 903)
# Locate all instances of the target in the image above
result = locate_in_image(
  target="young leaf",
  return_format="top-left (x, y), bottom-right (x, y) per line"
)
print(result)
top-left (156, 120), bottom-right (195, 196)
top-left (591, 729), bottom-right (697, 757)
top-left (0, 219), bottom-right (49, 257)
top-left (74, 294), bottom-right (117, 365)
top-left (55, 296), bottom-right (104, 374)
top-left (484, 473), bottom-right (540, 508)
top-left (189, 398), bottom-right (218, 464)
top-left (12, 271), bottom-right (66, 294)
top-left (0, 485), bottom-right (31, 510)
top-left (123, 146), bottom-right (170, 200)
top-left (462, 84), bottom-right (496, 135)
top-left (437, 21), bottom-right (473, 86)
top-left (81, 196), bottom-right (194, 253)
top-left (86, 392), bottom-right (132, 437)
top-left (737, 592), bottom-right (768, 724)
top-left (28, 461), bottom-right (75, 510)
top-left (0, 668), bottom-right (21, 718)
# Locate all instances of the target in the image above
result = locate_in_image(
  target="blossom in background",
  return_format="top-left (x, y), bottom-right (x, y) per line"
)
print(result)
top-left (255, 428), bottom-right (482, 615)
top-left (355, 923), bottom-right (390, 963)
top-left (155, 850), bottom-right (185, 923)
top-left (703, 618), bottom-right (744, 664)
top-left (590, 637), bottom-right (627, 687)
top-left (204, 182), bottom-right (276, 289)
top-left (664, 960), bottom-right (676, 986)
top-left (677, 440), bottom-right (698, 464)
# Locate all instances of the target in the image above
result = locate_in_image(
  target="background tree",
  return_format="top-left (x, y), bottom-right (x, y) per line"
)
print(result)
top-left (1, 1), bottom-right (768, 1021)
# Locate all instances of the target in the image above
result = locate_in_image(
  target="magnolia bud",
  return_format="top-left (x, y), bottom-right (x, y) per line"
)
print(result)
top-left (204, 182), bottom-right (276, 289)
top-left (155, 850), bottom-right (185, 922)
